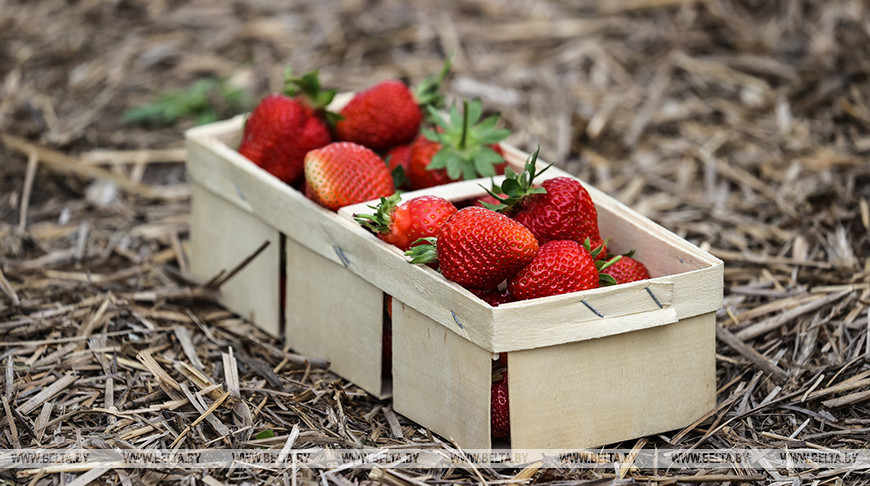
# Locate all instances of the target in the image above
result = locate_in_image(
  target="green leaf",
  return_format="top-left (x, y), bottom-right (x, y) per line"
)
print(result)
top-left (599, 273), bottom-right (618, 287)
top-left (475, 115), bottom-right (498, 132)
top-left (478, 145), bottom-right (555, 214)
top-left (466, 99), bottom-right (483, 126)
top-left (480, 201), bottom-right (507, 212)
top-left (501, 178), bottom-right (521, 194)
top-left (426, 107), bottom-right (450, 132)
top-left (316, 89), bottom-right (338, 108)
top-left (473, 152), bottom-right (497, 177)
top-left (446, 154), bottom-right (464, 180)
top-left (255, 429), bottom-right (275, 440)
top-left (461, 159), bottom-right (478, 180)
top-left (405, 237), bottom-right (438, 264)
top-left (478, 127), bottom-right (511, 144)
top-left (427, 149), bottom-right (451, 170)
top-left (122, 77), bottom-right (251, 128)
top-left (421, 127), bottom-right (440, 143)
top-left (597, 254), bottom-right (622, 272)
top-left (323, 111), bottom-right (344, 127)
top-left (478, 146), bottom-right (504, 165)
top-left (284, 68), bottom-right (338, 113)
top-left (196, 111), bottom-right (219, 125)
top-left (448, 104), bottom-right (463, 129)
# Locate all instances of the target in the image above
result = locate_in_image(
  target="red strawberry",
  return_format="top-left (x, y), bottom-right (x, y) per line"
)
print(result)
top-left (335, 61), bottom-right (451, 151)
top-left (384, 142), bottom-right (415, 190)
top-left (514, 177), bottom-right (603, 248)
top-left (491, 371), bottom-right (510, 439)
top-left (406, 136), bottom-right (452, 189)
top-left (508, 240), bottom-right (600, 301)
top-left (355, 194), bottom-right (458, 252)
top-left (302, 179), bottom-right (315, 200)
top-left (304, 142), bottom-right (395, 211)
top-left (382, 323), bottom-right (392, 378)
top-left (407, 207), bottom-right (538, 290)
top-left (238, 70), bottom-right (335, 184)
top-left (602, 254), bottom-right (650, 284)
top-left (406, 99), bottom-right (510, 189)
top-left (485, 151), bottom-right (605, 249)
top-left (385, 294), bottom-right (394, 321)
top-left (471, 288), bottom-right (515, 307)
top-left (383, 294), bottom-right (394, 377)
top-left (385, 143), bottom-right (413, 173)
top-left (335, 80), bottom-right (420, 150)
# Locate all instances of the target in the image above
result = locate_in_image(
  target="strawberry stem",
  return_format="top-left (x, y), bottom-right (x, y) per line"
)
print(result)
top-left (597, 255), bottom-right (622, 272)
top-left (459, 100), bottom-right (469, 150)
top-left (424, 99), bottom-right (510, 181)
top-left (596, 253), bottom-right (622, 287)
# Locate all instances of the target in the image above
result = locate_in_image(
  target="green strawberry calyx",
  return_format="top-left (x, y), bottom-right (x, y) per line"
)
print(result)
top-left (583, 238), bottom-right (622, 286)
top-left (414, 56), bottom-right (453, 112)
top-left (405, 237), bottom-right (438, 264)
top-left (479, 147), bottom-right (551, 213)
top-left (423, 99), bottom-right (511, 181)
top-left (283, 67), bottom-right (342, 125)
top-left (354, 193), bottom-right (402, 235)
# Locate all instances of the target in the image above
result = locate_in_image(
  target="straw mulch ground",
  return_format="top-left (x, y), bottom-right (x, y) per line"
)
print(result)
top-left (1, 0), bottom-right (869, 484)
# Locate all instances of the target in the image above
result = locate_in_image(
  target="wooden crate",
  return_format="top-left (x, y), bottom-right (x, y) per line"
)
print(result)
top-left (337, 158), bottom-right (723, 451)
top-left (185, 114), bottom-right (553, 401)
top-left (185, 112), bottom-right (392, 399)
top-left (186, 113), bottom-right (723, 449)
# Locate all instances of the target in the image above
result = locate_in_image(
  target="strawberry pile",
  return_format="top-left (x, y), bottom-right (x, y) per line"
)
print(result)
top-left (238, 64), bottom-right (655, 443)
top-left (358, 155), bottom-right (657, 443)
top-left (351, 148), bottom-right (646, 305)
top-left (399, 150), bottom-right (652, 307)
top-left (355, 193), bottom-right (457, 252)
top-left (236, 60), bottom-right (517, 211)
top-left (355, 150), bottom-right (655, 441)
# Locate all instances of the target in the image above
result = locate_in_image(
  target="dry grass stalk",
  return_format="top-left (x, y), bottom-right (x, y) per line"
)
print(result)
top-left (1, 0), bottom-right (869, 484)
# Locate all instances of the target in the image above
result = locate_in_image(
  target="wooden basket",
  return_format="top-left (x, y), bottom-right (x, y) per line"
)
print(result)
top-left (185, 109), bottom-right (724, 450)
